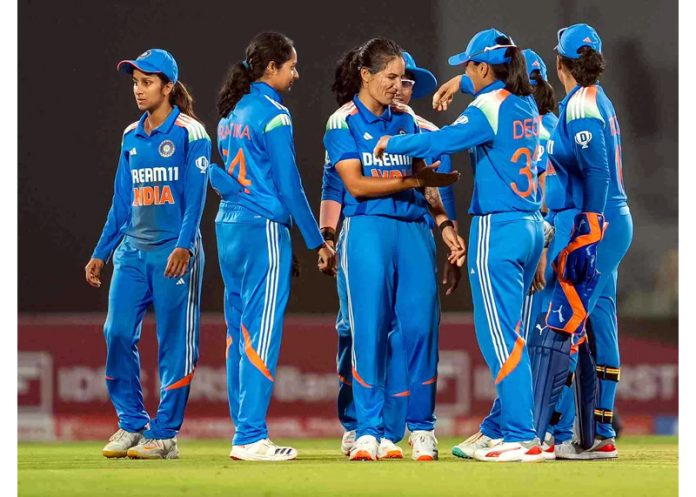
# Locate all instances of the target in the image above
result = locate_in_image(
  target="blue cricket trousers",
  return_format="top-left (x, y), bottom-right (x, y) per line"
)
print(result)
top-left (339, 215), bottom-right (439, 439)
top-left (470, 212), bottom-right (544, 442)
top-left (215, 202), bottom-right (292, 446)
top-left (104, 235), bottom-right (204, 439)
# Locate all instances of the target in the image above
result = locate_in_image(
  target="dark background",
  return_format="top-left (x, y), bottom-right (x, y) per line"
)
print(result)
top-left (19, 0), bottom-right (677, 318)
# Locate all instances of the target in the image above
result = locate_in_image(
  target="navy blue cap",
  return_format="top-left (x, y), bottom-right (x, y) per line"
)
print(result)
top-left (523, 49), bottom-right (548, 85)
top-left (401, 51), bottom-right (438, 99)
top-left (555, 24), bottom-right (602, 59)
top-left (448, 28), bottom-right (516, 66)
top-left (117, 49), bottom-right (179, 84)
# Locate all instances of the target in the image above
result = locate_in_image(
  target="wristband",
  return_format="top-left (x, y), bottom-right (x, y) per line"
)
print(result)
top-left (320, 227), bottom-right (336, 242)
top-left (438, 220), bottom-right (454, 232)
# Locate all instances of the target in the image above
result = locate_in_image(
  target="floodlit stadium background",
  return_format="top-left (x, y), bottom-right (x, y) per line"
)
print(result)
top-left (18, 0), bottom-right (677, 440)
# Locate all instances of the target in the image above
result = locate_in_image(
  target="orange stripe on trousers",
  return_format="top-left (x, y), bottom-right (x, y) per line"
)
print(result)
top-left (242, 324), bottom-right (274, 382)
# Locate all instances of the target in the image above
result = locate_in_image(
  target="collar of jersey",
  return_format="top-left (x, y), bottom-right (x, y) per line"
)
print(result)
top-left (135, 106), bottom-right (180, 138)
top-left (473, 79), bottom-right (506, 98)
top-left (251, 82), bottom-right (283, 104)
top-left (353, 94), bottom-right (393, 124)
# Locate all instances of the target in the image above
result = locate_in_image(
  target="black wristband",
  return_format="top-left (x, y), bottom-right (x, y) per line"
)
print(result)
top-left (320, 227), bottom-right (336, 242)
top-left (438, 220), bottom-right (454, 232)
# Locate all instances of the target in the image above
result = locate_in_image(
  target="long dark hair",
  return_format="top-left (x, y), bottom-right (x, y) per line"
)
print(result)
top-left (530, 71), bottom-right (556, 115)
top-left (477, 35), bottom-right (532, 96)
top-left (155, 75), bottom-right (198, 120)
top-left (559, 47), bottom-right (605, 86)
top-left (217, 31), bottom-right (295, 117)
top-left (331, 38), bottom-right (402, 106)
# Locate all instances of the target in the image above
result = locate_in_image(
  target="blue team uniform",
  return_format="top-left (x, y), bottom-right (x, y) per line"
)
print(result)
top-left (542, 83), bottom-right (632, 441)
top-left (324, 96), bottom-right (440, 440)
top-left (325, 112), bottom-right (456, 443)
top-left (211, 82), bottom-right (324, 446)
top-left (93, 106), bottom-right (210, 439)
top-left (387, 79), bottom-right (544, 442)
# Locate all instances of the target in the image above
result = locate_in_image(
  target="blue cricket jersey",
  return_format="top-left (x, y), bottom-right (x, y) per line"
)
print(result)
top-left (386, 80), bottom-right (541, 216)
top-left (92, 106), bottom-right (210, 261)
top-left (323, 96), bottom-right (429, 221)
top-left (536, 111), bottom-right (559, 203)
top-left (321, 113), bottom-right (458, 222)
top-left (545, 84), bottom-right (627, 214)
top-left (213, 82), bottom-right (323, 250)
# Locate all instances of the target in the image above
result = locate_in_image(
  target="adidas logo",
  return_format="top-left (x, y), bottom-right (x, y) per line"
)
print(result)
top-left (363, 132), bottom-right (373, 140)
top-left (583, 37), bottom-right (592, 43)
top-left (130, 148), bottom-right (137, 155)
top-left (470, 268), bottom-right (475, 275)
top-left (533, 61), bottom-right (540, 67)
top-left (176, 278), bottom-right (185, 286)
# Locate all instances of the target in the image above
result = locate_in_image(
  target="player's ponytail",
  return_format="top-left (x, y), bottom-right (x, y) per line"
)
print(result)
top-left (489, 41), bottom-right (533, 97)
top-left (170, 81), bottom-right (198, 120)
top-left (217, 31), bottom-right (295, 117)
top-left (331, 38), bottom-right (403, 106)
top-left (560, 47), bottom-right (605, 87)
top-left (530, 71), bottom-right (556, 115)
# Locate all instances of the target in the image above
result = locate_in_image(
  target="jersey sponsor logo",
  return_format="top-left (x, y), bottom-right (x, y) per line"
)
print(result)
top-left (159, 139), bottom-right (176, 157)
top-left (574, 131), bottom-right (593, 149)
top-left (361, 152), bottom-right (412, 167)
top-left (195, 156), bottom-right (209, 174)
top-left (513, 116), bottom-right (541, 139)
top-left (132, 185), bottom-right (175, 206)
top-left (131, 167), bottom-right (179, 184)
top-left (453, 115), bottom-right (469, 126)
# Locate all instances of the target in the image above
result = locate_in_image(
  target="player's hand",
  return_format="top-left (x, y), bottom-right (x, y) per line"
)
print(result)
top-left (415, 162), bottom-right (460, 188)
top-left (165, 248), bottom-right (191, 278)
top-left (85, 258), bottom-right (105, 288)
top-left (442, 260), bottom-right (462, 296)
top-left (373, 135), bottom-right (391, 159)
top-left (317, 244), bottom-right (337, 277)
top-left (441, 227), bottom-right (466, 267)
top-left (531, 248), bottom-right (548, 293)
top-left (433, 75), bottom-right (462, 111)
top-left (317, 240), bottom-right (336, 277)
top-left (291, 253), bottom-right (301, 278)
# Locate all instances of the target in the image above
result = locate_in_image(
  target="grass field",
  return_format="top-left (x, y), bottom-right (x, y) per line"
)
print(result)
top-left (18, 436), bottom-right (678, 497)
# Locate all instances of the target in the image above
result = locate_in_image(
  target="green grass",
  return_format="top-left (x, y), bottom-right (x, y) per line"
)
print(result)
top-left (18, 436), bottom-right (678, 497)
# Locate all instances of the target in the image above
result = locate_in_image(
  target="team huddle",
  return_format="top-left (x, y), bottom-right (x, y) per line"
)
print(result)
top-left (84, 23), bottom-right (632, 463)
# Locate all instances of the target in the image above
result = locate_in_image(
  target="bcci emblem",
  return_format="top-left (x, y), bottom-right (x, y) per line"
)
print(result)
top-left (574, 131), bottom-right (593, 149)
top-left (159, 140), bottom-right (175, 158)
top-left (138, 50), bottom-right (151, 60)
top-left (195, 156), bottom-right (209, 174)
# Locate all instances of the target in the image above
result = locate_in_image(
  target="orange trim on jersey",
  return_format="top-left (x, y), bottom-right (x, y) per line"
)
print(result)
top-left (242, 324), bottom-right (274, 382)
top-left (352, 367), bottom-right (371, 388)
top-left (165, 370), bottom-right (195, 391)
top-left (392, 390), bottom-right (410, 397)
top-left (422, 376), bottom-right (438, 386)
top-left (570, 334), bottom-right (587, 354)
top-left (495, 336), bottom-right (525, 385)
top-left (225, 335), bottom-right (233, 360)
top-left (496, 89), bottom-right (512, 103)
top-left (338, 374), bottom-right (353, 386)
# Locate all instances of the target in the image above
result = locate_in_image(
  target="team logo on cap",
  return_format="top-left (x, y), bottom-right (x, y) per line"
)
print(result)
top-left (138, 50), bottom-right (152, 60)
top-left (195, 156), bottom-right (209, 174)
top-left (575, 131), bottom-right (593, 149)
top-left (159, 140), bottom-right (175, 157)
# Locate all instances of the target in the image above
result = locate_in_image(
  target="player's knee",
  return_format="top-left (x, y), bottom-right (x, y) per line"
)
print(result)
top-left (103, 322), bottom-right (137, 349)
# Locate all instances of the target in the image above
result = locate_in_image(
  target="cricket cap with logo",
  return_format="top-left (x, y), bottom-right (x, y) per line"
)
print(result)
top-left (448, 28), bottom-right (516, 66)
top-left (555, 23), bottom-right (602, 59)
top-left (401, 51), bottom-right (438, 99)
top-left (117, 48), bottom-right (179, 84)
top-left (523, 49), bottom-right (548, 85)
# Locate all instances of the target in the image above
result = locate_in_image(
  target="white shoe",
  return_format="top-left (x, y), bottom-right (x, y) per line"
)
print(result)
top-left (349, 435), bottom-right (378, 461)
top-left (555, 437), bottom-right (618, 460)
top-left (127, 437), bottom-right (179, 459)
top-left (230, 438), bottom-right (298, 461)
top-left (473, 439), bottom-right (544, 463)
top-left (102, 428), bottom-right (143, 458)
top-left (408, 430), bottom-right (438, 461)
top-left (341, 430), bottom-right (356, 456)
top-left (451, 431), bottom-right (502, 459)
top-left (541, 433), bottom-right (556, 461)
top-left (377, 438), bottom-right (403, 459)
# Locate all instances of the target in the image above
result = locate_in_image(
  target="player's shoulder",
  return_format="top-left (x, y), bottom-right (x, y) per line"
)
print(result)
top-left (123, 120), bottom-right (139, 137)
top-left (260, 93), bottom-right (291, 116)
top-left (174, 113), bottom-right (210, 142)
top-left (468, 89), bottom-right (512, 133)
top-left (326, 101), bottom-right (357, 131)
top-left (415, 114), bottom-right (439, 132)
top-left (566, 85), bottom-right (604, 124)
